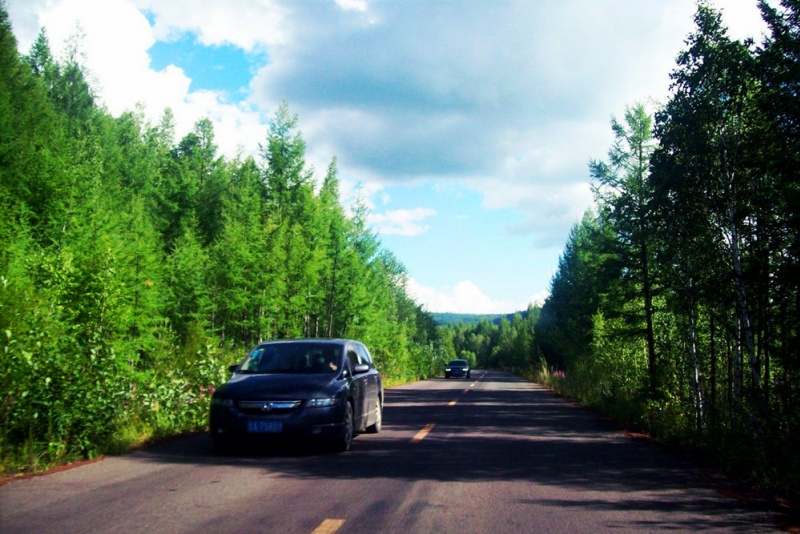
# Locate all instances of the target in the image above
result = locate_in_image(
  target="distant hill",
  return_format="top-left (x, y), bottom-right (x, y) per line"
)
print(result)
top-left (432, 310), bottom-right (530, 326)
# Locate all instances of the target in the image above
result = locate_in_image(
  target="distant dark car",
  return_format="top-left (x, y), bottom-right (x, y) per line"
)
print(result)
top-left (209, 339), bottom-right (383, 452)
top-left (445, 359), bottom-right (471, 379)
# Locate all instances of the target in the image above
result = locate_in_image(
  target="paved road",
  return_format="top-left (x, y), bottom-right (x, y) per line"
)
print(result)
top-left (0, 371), bottom-right (780, 532)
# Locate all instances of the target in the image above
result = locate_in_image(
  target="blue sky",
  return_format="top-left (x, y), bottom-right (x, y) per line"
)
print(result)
top-left (7, 0), bottom-right (768, 313)
top-left (149, 38), bottom-right (259, 95)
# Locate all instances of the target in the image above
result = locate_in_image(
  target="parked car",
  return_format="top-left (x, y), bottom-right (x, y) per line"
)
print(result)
top-left (445, 359), bottom-right (471, 379)
top-left (209, 339), bottom-right (383, 453)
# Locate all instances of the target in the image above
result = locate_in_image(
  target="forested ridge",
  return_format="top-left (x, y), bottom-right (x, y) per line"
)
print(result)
top-left (0, 4), bottom-right (442, 473)
top-left (432, 310), bottom-right (533, 327)
top-left (448, 1), bottom-right (800, 501)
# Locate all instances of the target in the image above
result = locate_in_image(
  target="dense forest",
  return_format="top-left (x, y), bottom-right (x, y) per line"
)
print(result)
top-left (446, 1), bottom-right (800, 500)
top-left (0, 4), bottom-right (443, 472)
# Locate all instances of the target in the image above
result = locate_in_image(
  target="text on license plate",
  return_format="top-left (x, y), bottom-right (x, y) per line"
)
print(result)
top-left (247, 420), bottom-right (283, 433)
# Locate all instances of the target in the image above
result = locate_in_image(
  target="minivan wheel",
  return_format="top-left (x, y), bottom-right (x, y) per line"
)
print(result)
top-left (367, 398), bottom-right (382, 434)
top-left (333, 402), bottom-right (354, 452)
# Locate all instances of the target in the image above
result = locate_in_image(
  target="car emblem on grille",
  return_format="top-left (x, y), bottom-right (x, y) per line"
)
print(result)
top-left (261, 403), bottom-right (273, 412)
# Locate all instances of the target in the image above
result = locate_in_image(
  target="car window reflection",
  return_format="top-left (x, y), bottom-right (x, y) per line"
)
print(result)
top-left (238, 343), bottom-right (341, 374)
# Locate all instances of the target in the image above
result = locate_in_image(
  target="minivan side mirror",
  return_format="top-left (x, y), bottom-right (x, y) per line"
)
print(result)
top-left (353, 363), bottom-right (370, 375)
top-left (228, 364), bottom-right (239, 373)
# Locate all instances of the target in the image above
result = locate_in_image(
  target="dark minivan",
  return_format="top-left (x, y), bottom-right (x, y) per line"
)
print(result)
top-left (209, 339), bottom-right (383, 452)
top-left (445, 359), bottom-right (471, 379)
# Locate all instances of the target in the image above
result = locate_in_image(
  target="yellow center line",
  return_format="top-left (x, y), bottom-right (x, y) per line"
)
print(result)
top-left (312, 519), bottom-right (346, 534)
top-left (410, 423), bottom-right (435, 443)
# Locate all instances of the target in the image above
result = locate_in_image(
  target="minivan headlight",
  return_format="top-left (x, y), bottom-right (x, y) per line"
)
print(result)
top-left (306, 397), bottom-right (340, 408)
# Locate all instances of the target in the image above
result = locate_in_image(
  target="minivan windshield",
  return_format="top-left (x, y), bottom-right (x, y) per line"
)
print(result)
top-left (238, 342), bottom-right (342, 374)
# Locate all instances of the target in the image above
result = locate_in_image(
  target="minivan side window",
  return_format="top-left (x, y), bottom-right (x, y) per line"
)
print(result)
top-left (355, 344), bottom-right (373, 368)
top-left (347, 348), bottom-right (360, 368)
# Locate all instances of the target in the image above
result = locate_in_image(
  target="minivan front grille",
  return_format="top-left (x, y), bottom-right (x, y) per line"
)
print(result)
top-left (237, 400), bottom-right (301, 415)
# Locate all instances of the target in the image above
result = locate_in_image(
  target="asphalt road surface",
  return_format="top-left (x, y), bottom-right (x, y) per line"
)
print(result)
top-left (0, 371), bottom-right (781, 532)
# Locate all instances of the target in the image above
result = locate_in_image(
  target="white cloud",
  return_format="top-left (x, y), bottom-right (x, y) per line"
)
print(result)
top-left (407, 278), bottom-right (527, 315)
top-left (244, 0), bottom-right (768, 228)
top-left (528, 290), bottom-right (550, 308)
top-left (369, 208), bottom-right (435, 237)
top-left (720, 1), bottom-right (770, 42)
top-left (133, 0), bottom-right (288, 50)
top-left (243, 1), bottom-right (694, 257)
top-left (16, 0), bottom-right (158, 115)
top-left (335, 0), bottom-right (368, 13)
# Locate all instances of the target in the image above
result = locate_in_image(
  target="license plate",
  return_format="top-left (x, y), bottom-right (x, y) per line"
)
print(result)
top-left (247, 420), bottom-right (283, 433)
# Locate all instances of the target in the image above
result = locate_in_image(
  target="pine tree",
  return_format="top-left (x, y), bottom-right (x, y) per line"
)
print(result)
top-left (590, 103), bottom-right (659, 395)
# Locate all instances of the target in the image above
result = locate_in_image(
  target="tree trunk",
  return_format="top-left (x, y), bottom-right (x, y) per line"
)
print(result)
top-left (688, 287), bottom-right (704, 432)
top-left (641, 236), bottom-right (657, 396)
top-left (730, 226), bottom-right (761, 402)
top-left (710, 314), bottom-right (717, 431)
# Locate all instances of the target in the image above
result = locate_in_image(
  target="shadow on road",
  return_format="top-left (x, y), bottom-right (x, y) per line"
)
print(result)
top-left (131, 371), bottom-right (778, 531)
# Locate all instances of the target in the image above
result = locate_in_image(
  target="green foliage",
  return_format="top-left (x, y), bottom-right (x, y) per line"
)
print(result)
top-left (124, 345), bottom-right (230, 438)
